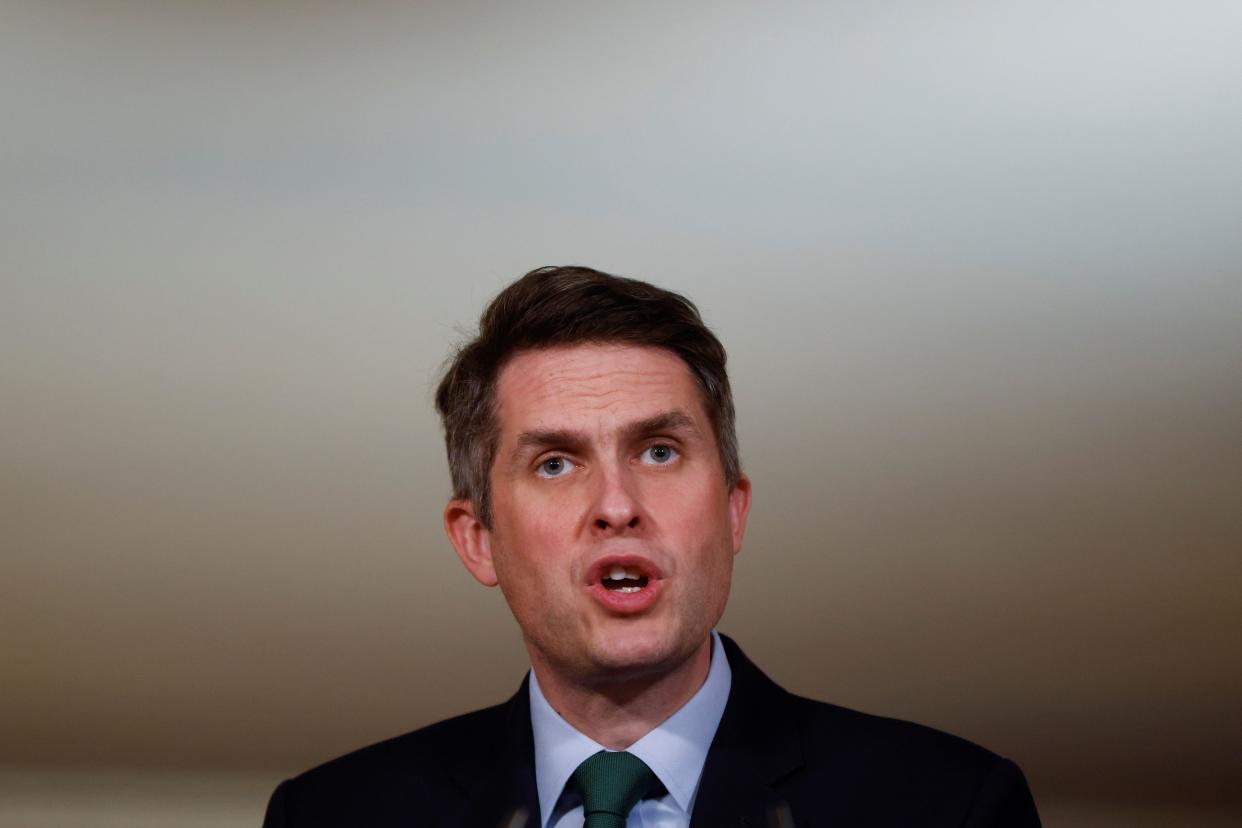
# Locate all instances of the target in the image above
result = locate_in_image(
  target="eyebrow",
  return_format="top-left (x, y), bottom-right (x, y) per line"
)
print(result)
top-left (509, 409), bottom-right (702, 463)
top-left (620, 409), bottom-right (700, 444)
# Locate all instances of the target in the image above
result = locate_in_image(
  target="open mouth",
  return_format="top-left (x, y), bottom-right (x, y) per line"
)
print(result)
top-left (600, 565), bottom-right (650, 593)
top-left (587, 557), bottom-right (663, 611)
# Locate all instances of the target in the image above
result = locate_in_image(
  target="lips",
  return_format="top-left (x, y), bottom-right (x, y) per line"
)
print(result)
top-left (585, 554), bottom-right (664, 614)
top-left (586, 554), bottom-right (664, 585)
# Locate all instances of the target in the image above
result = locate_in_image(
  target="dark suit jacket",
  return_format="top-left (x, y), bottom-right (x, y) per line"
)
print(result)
top-left (264, 635), bottom-right (1040, 827)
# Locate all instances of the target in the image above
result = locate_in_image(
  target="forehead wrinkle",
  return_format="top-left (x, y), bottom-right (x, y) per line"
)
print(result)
top-left (499, 343), bottom-right (690, 394)
top-left (548, 366), bottom-right (675, 398)
top-left (495, 345), bottom-right (707, 456)
top-left (507, 369), bottom-right (685, 418)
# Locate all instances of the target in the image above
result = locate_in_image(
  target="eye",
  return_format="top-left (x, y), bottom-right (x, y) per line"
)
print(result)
top-left (640, 444), bottom-right (679, 465)
top-left (536, 456), bottom-right (577, 478)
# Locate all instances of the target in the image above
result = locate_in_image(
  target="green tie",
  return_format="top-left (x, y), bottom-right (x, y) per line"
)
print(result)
top-left (566, 750), bottom-right (665, 828)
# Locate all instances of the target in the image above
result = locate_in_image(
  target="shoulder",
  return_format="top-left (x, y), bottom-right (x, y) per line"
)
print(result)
top-left (304, 700), bottom-right (505, 785)
top-left (723, 634), bottom-right (1014, 775)
top-left (791, 691), bottom-right (1005, 777)
top-left (717, 636), bottom-right (1039, 824)
top-left (263, 702), bottom-right (509, 827)
top-left (779, 693), bottom-right (1038, 824)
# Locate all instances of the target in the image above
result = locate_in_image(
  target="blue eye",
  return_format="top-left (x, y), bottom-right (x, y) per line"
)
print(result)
top-left (641, 444), bottom-right (678, 465)
top-left (536, 456), bottom-right (576, 478)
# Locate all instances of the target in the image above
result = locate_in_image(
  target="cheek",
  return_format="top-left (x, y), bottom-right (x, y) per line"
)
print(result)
top-left (656, 491), bottom-right (735, 567)
top-left (503, 477), bottom-right (590, 528)
top-left (515, 512), bottom-right (576, 560)
top-left (491, 509), bottom-right (575, 586)
top-left (657, 474), bottom-right (731, 527)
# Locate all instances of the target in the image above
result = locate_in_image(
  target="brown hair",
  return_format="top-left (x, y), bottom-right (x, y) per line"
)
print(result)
top-left (435, 265), bottom-right (740, 527)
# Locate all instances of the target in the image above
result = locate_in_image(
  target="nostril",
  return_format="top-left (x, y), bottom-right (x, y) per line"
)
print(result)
top-left (595, 519), bottom-right (609, 529)
top-left (627, 516), bottom-right (639, 528)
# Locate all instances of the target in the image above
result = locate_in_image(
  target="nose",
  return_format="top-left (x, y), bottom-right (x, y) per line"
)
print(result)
top-left (590, 461), bottom-right (643, 534)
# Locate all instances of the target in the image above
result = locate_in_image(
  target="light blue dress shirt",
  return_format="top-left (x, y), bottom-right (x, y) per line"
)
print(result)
top-left (528, 631), bottom-right (732, 828)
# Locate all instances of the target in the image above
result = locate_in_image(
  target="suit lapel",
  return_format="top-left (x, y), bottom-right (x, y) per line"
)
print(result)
top-left (454, 676), bottom-right (542, 828)
top-left (690, 636), bottom-right (804, 828)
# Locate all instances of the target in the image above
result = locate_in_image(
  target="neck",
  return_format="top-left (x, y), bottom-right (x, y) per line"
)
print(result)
top-left (530, 636), bottom-right (713, 750)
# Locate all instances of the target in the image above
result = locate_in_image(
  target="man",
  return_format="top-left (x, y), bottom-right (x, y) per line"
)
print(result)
top-left (263, 266), bottom-right (1040, 827)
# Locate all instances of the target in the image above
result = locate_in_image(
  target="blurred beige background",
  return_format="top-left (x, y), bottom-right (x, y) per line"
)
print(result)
top-left (3, 1), bottom-right (1241, 825)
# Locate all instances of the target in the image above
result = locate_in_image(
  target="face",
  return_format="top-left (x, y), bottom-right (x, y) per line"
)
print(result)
top-left (445, 344), bottom-right (750, 685)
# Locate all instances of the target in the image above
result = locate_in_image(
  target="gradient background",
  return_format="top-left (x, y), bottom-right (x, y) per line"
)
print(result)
top-left (3, 2), bottom-right (1241, 825)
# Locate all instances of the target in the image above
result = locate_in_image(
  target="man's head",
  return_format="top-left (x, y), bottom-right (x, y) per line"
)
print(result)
top-left (435, 266), bottom-right (742, 528)
top-left (437, 266), bottom-right (750, 684)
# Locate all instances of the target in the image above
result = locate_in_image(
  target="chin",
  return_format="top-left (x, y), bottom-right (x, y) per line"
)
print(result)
top-left (584, 626), bottom-right (704, 683)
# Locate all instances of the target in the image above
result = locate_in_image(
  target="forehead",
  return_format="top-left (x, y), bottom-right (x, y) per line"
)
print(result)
top-left (494, 344), bottom-right (705, 433)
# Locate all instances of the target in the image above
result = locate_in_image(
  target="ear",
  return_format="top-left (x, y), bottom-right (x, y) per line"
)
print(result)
top-left (727, 474), bottom-right (752, 555)
top-left (444, 498), bottom-right (498, 587)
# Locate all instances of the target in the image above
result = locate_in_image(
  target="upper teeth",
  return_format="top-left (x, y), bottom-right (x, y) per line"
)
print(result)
top-left (608, 565), bottom-right (641, 581)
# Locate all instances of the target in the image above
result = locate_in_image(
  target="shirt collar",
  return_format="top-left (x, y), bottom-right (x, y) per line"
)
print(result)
top-left (528, 631), bottom-right (732, 826)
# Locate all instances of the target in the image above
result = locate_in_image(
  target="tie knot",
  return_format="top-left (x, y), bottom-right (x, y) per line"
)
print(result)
top-left (566, 750), bottom-right (665, 828)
